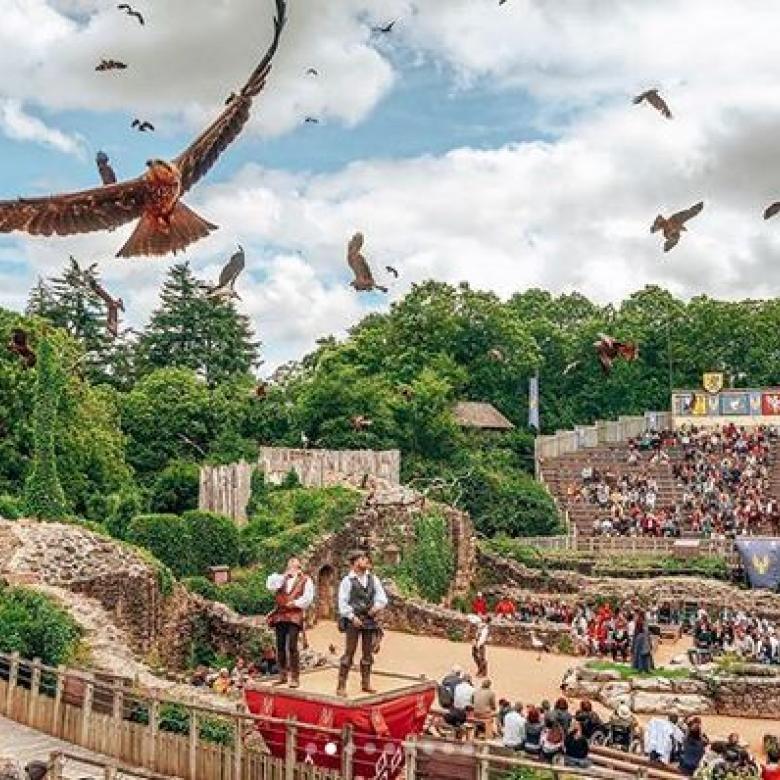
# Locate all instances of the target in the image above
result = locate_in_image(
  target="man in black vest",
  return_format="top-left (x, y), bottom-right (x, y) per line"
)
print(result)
top-left (336, 549), bottom-right (388, 697)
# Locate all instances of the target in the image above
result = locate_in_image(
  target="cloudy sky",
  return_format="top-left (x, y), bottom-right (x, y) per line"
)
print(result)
top-left (2, 0), bottom-right (780, 371)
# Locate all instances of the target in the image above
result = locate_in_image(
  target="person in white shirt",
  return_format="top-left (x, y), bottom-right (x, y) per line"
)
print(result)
top-left (336, 550), bottom-right (388, 697)
top-left (472, 617), bottom-right (490, 677)
top-left (502, 703), bottom-right (526, 750)
top-left (266, 556), bottom-right (315, 688)
top-left (644, 715), bottom-right (685, 763)
top-left (453, 675), bottom-right (475, 710)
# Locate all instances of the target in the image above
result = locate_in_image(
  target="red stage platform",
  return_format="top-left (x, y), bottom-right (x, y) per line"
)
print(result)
top-left (245, 666), bottom-right (436, 779)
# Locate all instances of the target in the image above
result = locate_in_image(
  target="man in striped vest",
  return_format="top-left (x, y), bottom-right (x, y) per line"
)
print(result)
top-left (336, 549), bottom-right (388, 697)
top-left (266, 556), bottom-right (315, 688)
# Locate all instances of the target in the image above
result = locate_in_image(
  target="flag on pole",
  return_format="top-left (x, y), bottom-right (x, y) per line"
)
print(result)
top-left (528, 373), bottom-right (540, 430)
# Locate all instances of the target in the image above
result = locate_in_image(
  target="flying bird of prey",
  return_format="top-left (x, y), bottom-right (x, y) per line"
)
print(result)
top-left (95, 59), bottom-right (128, 71)
top-left (633, 88), bottom-right (672, 119)
top-left (8, 329), bottom-right (36, 368)
top-left (131, 119), bottom-right (155, 132)
top-left (252, 381), bottom-right (268, 399)
top-left (372, 20), bottom-right (396, 34)
top-left (206, 245), bottom-right (245, 301)
top-left (651, 201), bottom-right (704, 252)
top-left (87, 274), bottom-right (125, 338)
top-left (304, 117), bottom-right (320, 124)
top-left (96, 151), bottom-right (117, 185)
top-left (594, 334), bottom-right (638, 375)
top-left (346, 233), bottom-right (388, 293)
top-left (351, 415), bottom-right (373, 431)
top-left (764, 202), bottom-right (780, 220)
top-left (0, 0), bottom-right (287, 259)
top-left (499, 0), bottom-right (509, 4)
top-left (385, 265), bottom-right (399, 278)
top-left (117, 4), bottom-right (145, 25)
top-left (305, 68), bottom-right (319, 76)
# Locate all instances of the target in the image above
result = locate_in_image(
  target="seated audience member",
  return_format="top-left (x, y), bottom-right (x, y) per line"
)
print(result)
top-left (644, 714), bottom-right (685, 764)
top-left (212, 668), bottom-right (232, 695)
top-left (259, 647), bottom-right (279, 677)
top-left (523, 707), bottom-right (544, 757)
top-left (472, 592), bottom-right (488, 616)
top-left (438, 665), bottom-right (462, 709)
top-left (552, 697), bottom-right (572, 733)
top-left (574, 699), bottom-right (602, 740)
top-left (453, 674), bottom-right (475, 710)
top-left (494, 596), bottom-right (518, 619)
top-left (679, 723), bottom-right (707, 777)
top-left (502, 703), bottom-right (526, 750)
top-left (541, 716), bottom-right (565, 763)
top-left (443, 703), bottom-right (474, 733)
top-left (497, 697), bottom-right (512, 730)
top-left (763, 747), bottom-right (780, 780)
top-left (190, 665), bottom-right (208, 687)
top-left (564, 721), bottom-right (591, 768)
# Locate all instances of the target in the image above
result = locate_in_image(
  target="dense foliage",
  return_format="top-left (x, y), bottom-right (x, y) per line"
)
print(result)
top-left (127, 514), bottom-right (193, 577)
top-left (0, 585), bottom-right (83, 665)
top-left (396, 511), bottom-right (456, 603)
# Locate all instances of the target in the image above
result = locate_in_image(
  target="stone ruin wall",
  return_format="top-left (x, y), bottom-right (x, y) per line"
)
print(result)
top-left (199, 447), bottom-right (401, 524)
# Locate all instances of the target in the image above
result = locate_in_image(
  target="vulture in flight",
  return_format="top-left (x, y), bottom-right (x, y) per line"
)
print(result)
top-left (346, 233), bottom-right (387, 293)
top-left (96, 151), bottom-right (117, 186)
top-left (764, 202), bottom-right (780, 220)
top-left (87, 275), bottom-right (125, 338)
top-left (95, 59), bottom-right (127, 71)
top-left (131, 119), bottom-right (155, 132)
top-left (372, 20), bottom-right (396, 34)
top-left (207, 245), bottom-right (245, 301)
top-left (8, 328), bottom-right (36, 368)
top-left (0, 0), bottom-right (287, 259)
top-left (594, 334), bottom-right (638, 375)
top-left (117, 3), bottom-right (145, 25)
top-left (651, 201), bottom-right (703, 252)
top-left (633, 88), bottom-right (672, 119)
top-left (385, 264), bottom-right (399, 278)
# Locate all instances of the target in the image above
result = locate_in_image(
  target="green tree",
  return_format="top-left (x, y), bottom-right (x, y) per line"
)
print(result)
top-left (23, 338), bottom-right (67, 519)
top-left (137, 262), bottom-right (260, 385)
top-left (399, 512), bottom-right (455, 603)
top-left (150, 461), bottom-right (200, 514)
top-left (183, 510), bottom-right (240, 574)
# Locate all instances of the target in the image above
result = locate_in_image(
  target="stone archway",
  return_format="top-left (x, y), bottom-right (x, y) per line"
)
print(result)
top-left (317, 565), bottom-right (336, 621)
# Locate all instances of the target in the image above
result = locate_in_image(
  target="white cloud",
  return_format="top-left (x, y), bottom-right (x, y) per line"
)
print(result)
top-left (0, 100), bottom-right (85, 157)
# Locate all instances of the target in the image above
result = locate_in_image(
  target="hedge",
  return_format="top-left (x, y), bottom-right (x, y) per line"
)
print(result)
top-left (183, 510), bottom-right (240, 575)
top-left (127, 513), bottom-right (193, 577)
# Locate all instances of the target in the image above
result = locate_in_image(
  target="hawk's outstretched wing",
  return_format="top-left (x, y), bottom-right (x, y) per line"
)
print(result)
top-left (670, 201), bottom-right (704, 226)
top-left (646, 91), bottom-right (672, 119)
top-left (764, 202), bottom-right (780, 220)
top-left (0, 180), bottom-right (147, 238)
top-left (174, 0), bottom-right (287, 194)
top-left (347, 232), bottom-right (371, 281)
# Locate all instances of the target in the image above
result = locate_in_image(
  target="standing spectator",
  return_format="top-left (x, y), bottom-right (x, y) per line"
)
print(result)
top-left (632, 612), bottom-right (654, 673)
top-left (502, 703), bottom-right (526, 750)
top-left (473, 678), bottom-right (497, 737)
top-left (472, 616), bottom-right (490, 677)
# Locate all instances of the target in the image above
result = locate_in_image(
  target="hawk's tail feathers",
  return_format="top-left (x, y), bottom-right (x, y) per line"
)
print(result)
top-left (116, 202), bottom-right (218, 258)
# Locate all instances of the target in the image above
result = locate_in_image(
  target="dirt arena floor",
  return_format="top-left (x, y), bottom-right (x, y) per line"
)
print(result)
top-left (308, 622), bottom-right (775, 757)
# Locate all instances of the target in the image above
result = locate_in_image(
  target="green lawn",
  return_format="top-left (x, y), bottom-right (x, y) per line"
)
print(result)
top-left (585, 660), bottom-right (692, 680)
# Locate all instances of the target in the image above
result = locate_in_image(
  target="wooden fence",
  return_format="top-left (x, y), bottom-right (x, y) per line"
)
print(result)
top-left (0, 653), bottom-right (348, 780)
top-left (49, 750), bottom-right (180, 779)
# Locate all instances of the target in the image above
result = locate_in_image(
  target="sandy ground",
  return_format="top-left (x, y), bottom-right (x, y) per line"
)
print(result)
top-left (307, 621), bottom-right (776, 757)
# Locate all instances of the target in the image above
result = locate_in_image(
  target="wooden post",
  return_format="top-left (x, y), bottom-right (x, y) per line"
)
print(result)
top-left (28, 657), bottom-right (41, 726)
top-left (103, 766), bottom-right (117, 780)
top-left (52, 665), bottom-right (65, 737)
top-left (49, 751), bottom-right (65, 780)
top-left (81, 680), bottom-right (94, 748)
top-left (234, 714), bottom-right (244, 780)
top-left (341, 724), bottom-right (354, 780)
top-left (189, 710), bottom-right (199, 780)
top-left (111, 684), bottom-right (124, 760)
top-left (284, 717), bottom-right (298, 780)
top-left (147, 696), bottom-right (160, 772)
top-left (404, 738), bottom-right (417, 780)
top-left (477, 743), bottom-right (490, 780)
top-left (5, 651), bottom-right (19, 716)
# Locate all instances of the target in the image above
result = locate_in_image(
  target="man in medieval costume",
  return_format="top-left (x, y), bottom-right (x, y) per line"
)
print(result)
top-left (336, 550), bottom-right (388, 697)
top-left (266, 556), bottom-right (315, 688)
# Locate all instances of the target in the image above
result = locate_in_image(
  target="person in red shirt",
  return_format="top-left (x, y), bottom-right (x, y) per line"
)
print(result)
top-left (494, 596), bottom-right (517, 619)
top-left (763, 748), bottom-right (780, 780)
top-left (471, 591), bottom-right (488, 616)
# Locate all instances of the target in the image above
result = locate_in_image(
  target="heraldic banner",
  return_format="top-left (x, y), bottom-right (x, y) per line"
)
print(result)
top-left (735, 539), bottom-right (780, 590)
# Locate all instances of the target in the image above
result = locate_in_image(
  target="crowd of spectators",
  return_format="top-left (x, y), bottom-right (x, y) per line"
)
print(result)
top-left (566, 424), bottom-right (780, 538)
top-left (690, 609), bottom-right (780, 665)
top-left (189, 650), bottom-right (280, 696)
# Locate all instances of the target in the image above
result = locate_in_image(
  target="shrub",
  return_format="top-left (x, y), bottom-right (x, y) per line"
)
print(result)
top-left (149, 461), bottom-right (200, 515)
top-left (399, 511), bottom-right (455, 603)
top-left (0, 494), bottom-right (23, 520)
top-left (24, 338), bottom-right (68, 519)
top-left (127, 513), bottom-right (193, 577)
top-left (215, 570), bottom-right (276, 616)
top-left (183, 510), bottom-right (240, 575)
top-left (0, 585), bottom-right (82, 665)
top-left (280, 469), bottom-right (301, 489)
top-left (182, 576), bottom-right (220, 601)
top-left (245, 469), bottom-right (269, 519)
top-left (104, 488), bottom-right (146, 540)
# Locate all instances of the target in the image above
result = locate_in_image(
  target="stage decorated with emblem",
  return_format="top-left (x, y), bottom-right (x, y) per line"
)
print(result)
top-left (245, 666), bottom-right (435, 779)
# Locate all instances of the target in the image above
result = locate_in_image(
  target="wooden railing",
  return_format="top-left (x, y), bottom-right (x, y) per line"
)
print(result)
top-left (0, 652), bottom-right (349, 780)
top-left (49, 750), bottom-right (179, 779)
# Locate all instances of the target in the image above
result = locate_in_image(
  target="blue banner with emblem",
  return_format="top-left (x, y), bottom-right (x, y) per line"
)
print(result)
top-left (735, 539), bottom-right (780, 590)
top-left (528, 374), bottom-right (540, 431)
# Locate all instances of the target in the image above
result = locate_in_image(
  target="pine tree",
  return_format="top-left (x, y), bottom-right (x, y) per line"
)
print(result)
top-left (24, 338), bottom-right (68, 519)
top-left (25, 278), bottom-right (56, 319)
top-left (138, 262), bottom-right (260, 385)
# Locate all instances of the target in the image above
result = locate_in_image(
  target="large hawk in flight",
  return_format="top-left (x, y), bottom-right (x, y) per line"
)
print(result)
top-left (0, 0), bottom-right (286, 259)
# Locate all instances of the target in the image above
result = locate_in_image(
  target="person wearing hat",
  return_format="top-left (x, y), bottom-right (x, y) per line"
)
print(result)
top-left (336, 549), bottom-right (388, 697)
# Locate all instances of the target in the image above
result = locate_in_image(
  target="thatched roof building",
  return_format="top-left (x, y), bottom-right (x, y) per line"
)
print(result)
top-left (453, 401), bottom-right (515, 431)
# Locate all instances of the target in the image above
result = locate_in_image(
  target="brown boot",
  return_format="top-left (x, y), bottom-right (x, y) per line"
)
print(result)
top-left (360, 662), bottom-right (377, 694)
top-left (274, 671), bottom-right (288, 686)
top-left (336, 666), bottom-right (349, 698)
top-left (289, 675), bottom-right (300, 689)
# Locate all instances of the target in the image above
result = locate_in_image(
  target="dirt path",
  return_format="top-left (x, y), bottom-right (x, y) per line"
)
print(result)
top-left (307, 622), bottom-right (776, 757)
